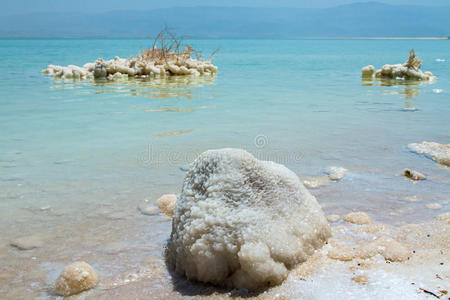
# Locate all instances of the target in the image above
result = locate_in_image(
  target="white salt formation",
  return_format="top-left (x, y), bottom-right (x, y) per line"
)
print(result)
top-left (167, 148), bottom-right (331, 290)
top-left (361, 65), bottom-right (375, 78)
top-left (54, 261), bottom-right (98, 296)
top-left (325, 166), bottom-right (348, 181)
top-left (362, 49), bottom-right (435, 81)
top-left (408, 141), bottom-right (450, 167)
top-left (344, 212), bottom-right (373, 225)
top-left (42, 55), bottom-right (217, 81)
top-left (327, 214), bottom-right (341, 223)
top-left (42, 30), bottom-right (218, 81)
top-left (156, 194), bottom-right (177, 217)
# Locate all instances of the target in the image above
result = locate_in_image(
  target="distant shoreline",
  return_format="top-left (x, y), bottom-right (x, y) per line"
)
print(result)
top-left (325, 37), bottom-right (450, 40)
top-left (0, 36), bottom-right (449, 40)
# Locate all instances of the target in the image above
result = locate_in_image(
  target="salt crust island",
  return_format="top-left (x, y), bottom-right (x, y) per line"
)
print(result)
top-left (41, 49), bottom-right (218, 81)
top-left (166, 148), bottom-right (331, 290)
top-left (362, 49), bottom-right (435, 81)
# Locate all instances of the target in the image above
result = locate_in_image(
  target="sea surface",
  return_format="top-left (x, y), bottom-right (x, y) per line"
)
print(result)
top-left (0, 38), bottom-right (449, 298)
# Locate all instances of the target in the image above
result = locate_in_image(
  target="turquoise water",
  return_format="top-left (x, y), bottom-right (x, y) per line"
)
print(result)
top-left (0, 39), bottom-right (449, 298)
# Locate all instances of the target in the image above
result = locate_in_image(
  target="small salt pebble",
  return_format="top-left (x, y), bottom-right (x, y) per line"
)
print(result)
top-left (302, 176), bottom-right (330, 188)
top-left (54, 261), bottom-right (98, 296)
top-left (325, 166), bottom-right (348, 181)
top-left (436, 212), bottom-right (450, 220)
top-left (138, 199), bottom-right (159, 216)
top-left (401, 196), bottom-right (419, 202)
top-left (344, 212), bottom-right (373, 225)
top-left (157, 194), bottom-right (177, 217)
top-left (403, 169), bottom-right (426, 181)
top-left (426, 203), bottom-right (442, 210)
top-left (327, 214), bottom-right (340, 222)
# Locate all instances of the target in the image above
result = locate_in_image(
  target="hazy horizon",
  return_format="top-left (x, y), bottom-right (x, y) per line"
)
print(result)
top-left (1, 0), bottom-right (450, 16)
top-left (1, 2), bottom-right (449, 38)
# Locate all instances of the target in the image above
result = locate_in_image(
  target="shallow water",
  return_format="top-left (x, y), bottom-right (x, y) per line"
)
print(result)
top-left (0, 39), bottom-right (449, 298)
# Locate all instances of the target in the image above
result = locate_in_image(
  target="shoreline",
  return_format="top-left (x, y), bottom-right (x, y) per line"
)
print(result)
top-left (0, 36), bottom-right (449, 40)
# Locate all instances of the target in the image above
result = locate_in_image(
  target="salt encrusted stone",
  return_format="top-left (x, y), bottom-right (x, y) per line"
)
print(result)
top-left (408, 142), bottom-right (450, 167)
top-left (344, 212), bottom-right (373, 225)
top-left (167, 148), bottom-right (330, 290)
top-left (403, 169), bottom-right (426, 181)
top-left (54, 261), bottom-right (98, 296)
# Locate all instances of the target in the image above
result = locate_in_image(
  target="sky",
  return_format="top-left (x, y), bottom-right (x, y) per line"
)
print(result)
top-left (1, 0), bottom-right (449, 15)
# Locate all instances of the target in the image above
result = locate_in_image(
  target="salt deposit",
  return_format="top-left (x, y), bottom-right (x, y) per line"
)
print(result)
top-left (326, 214), bottom-right (340, 222)
top-left (436, 212), bottom-right (450, 220)
top-left (361, 65), bottom-right (375, 78)
top-left (166, 148), bottom-right (331, 290)
top-left (363, 49), bottom-right (435, 81)
top-left (156, 194), bottom-right (177, 217)
top-left (408, 141), bottom-right (450, 167)
top-left (426, 203), bottom-right (442, 210)
top-left (42, 55), bottom-right (218, 81)
top-left (10, 235), bottom-right (43, 250)
top-left (403, 168), bottom-right (426, 181)
top-left (302, 176), bottom-right (329, 188)
top-left (344, 212), bottom-right (373, 225)
top-left (137, 199), bottom-right (159, 216)
top-left (284, 217), bottom-right (450, 300)
top-left (325, 166), bottom-right (348, 181)
top-left (54, 261), bottom-right (98, 296)
top-left (402, 196), bottom-right (419, 202)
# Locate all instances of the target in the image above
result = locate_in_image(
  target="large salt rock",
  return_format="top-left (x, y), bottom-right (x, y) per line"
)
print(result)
top-left (54, 261), bottom-right (98, 296)
top-left (167, 148), bottom-right (331, 290)
top-left (408, 142), bottom-right (450, 167)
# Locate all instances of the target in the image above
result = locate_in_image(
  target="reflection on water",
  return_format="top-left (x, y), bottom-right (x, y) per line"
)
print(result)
top-left (51, 75), bottom-right (217, 99)
top-left (362, 78), bottom-right (435, 111)
top-left (153, 129), bottom-right (194, 137)
top-left (362, 78), bottom-right (433, 100)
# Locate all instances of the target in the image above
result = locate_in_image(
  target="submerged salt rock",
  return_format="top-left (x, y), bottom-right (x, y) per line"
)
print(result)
top-left (138, 198), bottom-right (159, 216)
top-left (408, 142), bottom-right (450, 167)
top-left (156, 194), bottom-right (177, 217)
top-left (327, 214), bottom-right (340, 222)
top-left (403, 169), bottom-right (426, 181)
top-left (426, 203), bottom-right (442, 210)
top-left (436, 212), bottom-right (450, 220)
top-left (401, 196), bottom-right (419, 202)
top-left (167, 148), bottom-right (331, 290)
top-left (344, 212), bottom-right (373, 225)
top-left (54, 261), bottom-right (98, 296)
top-left (361, 65), bottom-right (375, 78)
top-left (325, 166), bottom-right (348, 181)
top-left (10, 235), bottom-right (43, 250)
top-left (302, 176), bottom-right (329, 188)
